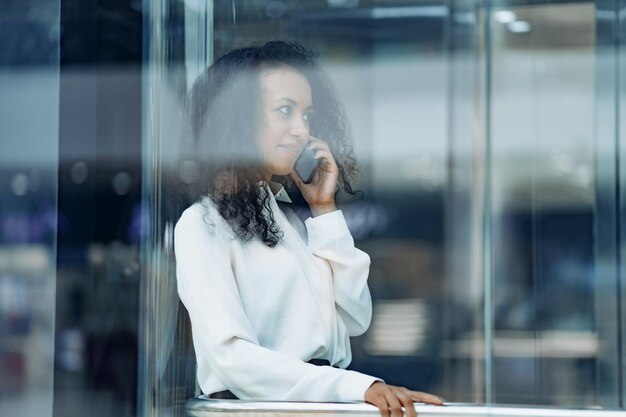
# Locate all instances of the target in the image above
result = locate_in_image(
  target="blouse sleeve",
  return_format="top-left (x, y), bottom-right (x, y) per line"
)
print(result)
top-left (174, 205), bottom-right (378, 402)
top-left (304, 210), bottom-right (373, 337)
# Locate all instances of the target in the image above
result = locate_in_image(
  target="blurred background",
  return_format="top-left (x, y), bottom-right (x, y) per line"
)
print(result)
top-left (1, 0), bottom-right (625, 416)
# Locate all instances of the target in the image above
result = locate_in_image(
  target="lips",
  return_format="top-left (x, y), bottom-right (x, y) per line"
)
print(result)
top-left (278, 144), bottom-right (302, 155)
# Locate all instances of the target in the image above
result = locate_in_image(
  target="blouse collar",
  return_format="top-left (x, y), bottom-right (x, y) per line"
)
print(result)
top-left (258, 181), bottom-right (293, 204)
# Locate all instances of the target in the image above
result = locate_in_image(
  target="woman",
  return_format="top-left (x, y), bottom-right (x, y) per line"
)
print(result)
top-left (174, 40), bottom-right (443, 417)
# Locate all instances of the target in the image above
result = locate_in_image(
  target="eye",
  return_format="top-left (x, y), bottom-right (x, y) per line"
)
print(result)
top-left (278, 106), bottom-right (292, 116)
top-left (303, 112), bottom-right (313, 123)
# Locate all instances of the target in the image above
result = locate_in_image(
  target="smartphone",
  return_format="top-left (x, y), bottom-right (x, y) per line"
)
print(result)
top-left (294, 145), bottom-right (321, 184)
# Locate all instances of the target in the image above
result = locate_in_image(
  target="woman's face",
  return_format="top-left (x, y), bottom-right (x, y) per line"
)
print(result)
top-left (257, 65), bottom-right (314, 179)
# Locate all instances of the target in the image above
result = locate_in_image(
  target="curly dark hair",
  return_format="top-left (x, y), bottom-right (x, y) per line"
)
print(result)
top-left (187, 40), bottom-right (360, 247)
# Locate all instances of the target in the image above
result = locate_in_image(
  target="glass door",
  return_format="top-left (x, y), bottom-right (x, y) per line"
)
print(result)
top-left (140, 0), bottom-right (626, 414)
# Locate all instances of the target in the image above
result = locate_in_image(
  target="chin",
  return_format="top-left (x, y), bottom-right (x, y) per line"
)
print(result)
top-left (273, 167), bottom-right (294, 177)
top-left (269, 160), bottom-right (296, 177)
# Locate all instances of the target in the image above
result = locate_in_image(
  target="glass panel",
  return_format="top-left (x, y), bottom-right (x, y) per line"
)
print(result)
top-left (52, 2), bottom-right (143, 416)
top-left (486, 0), bottom-right (622, 407)
top-left (143, 0), bottom-right (626, 414)
top-left (0, 1), bottom-right (60, 416)
top-left (142, 1), bottom-right (459, 415)
top-left (140, 2), bottom-right (197, 417)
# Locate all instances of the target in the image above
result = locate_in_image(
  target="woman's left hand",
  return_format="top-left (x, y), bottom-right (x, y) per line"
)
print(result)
top-left (289, 136), bottom-right (339, 217)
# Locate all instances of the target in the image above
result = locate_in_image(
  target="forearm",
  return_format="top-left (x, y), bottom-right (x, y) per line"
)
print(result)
top-left (205, 336), bottom-right (377, 401)
top-left (305, 210), bottom-right (373, 335)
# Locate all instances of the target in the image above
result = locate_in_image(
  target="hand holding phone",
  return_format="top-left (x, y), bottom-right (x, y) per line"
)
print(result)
top-left (294, 145), bottom-right (321, 184)
top-left (290, 138), bottom-right (340, 216)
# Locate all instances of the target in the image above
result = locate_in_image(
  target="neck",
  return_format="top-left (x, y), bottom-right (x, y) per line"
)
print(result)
top-left (258, 169), bottom-right (282, 195)
top-left (259, 168), bottom-right (273, 184)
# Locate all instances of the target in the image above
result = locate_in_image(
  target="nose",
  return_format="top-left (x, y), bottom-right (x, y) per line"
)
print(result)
top-left (289, 116), bottom-right (309, 142)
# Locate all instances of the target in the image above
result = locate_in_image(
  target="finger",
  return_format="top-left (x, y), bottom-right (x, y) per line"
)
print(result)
top-left (306, 140), bottom-right (330, 152)
top-left (397, 393), bottom-right (416, 417)
top-left (289, 171), bottom-right (305, 187)
top-left (314, 154), bottom-right (338, 174)
top-left (408, 391), bottom-right (444, 406)
top-left (374, 396), bottom-right (391, 417)
top-left (313, 150), bottom-right (334, 161)
top-left (384, 391), bottom-right (403, 417)
top-left (313, 152), bottom-right (338, 172)
top-left (414, 391), bottom-right (444, 405)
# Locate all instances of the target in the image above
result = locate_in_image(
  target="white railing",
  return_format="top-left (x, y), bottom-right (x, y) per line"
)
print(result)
top-left (186, 397), bottom-right (626, 417)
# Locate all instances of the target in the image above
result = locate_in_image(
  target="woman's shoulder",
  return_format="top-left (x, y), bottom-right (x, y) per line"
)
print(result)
top-left (175, 197), bottom-right (228, 240)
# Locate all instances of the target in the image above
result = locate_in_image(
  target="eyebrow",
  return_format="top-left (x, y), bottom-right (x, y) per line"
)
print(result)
top-left (272, 97), bottom-right (314, 110)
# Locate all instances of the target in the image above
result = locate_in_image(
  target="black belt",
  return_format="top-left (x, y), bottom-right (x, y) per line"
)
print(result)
top-left (307, 358), bottom-right (332, 367)
top-left (209, 359), bottom-right (335, 400)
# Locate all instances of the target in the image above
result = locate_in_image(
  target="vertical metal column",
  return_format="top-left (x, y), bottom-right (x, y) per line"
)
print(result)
top-left (140, 1), bottom-right (215, 416)
top-left (618, 0), bottom-right (626, 407)
top-left (594, 0), bottom-right (621, 408)
top-left (481, 0), bottom-right (494, 405)
top-left (445, 0), bottom-right (488, 404)
top-left (138, 0), bottom-right (165, 414)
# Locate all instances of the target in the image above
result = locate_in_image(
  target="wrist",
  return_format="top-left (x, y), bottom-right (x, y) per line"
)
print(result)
top-left (310, 203), bottom-right (337, 217)
top-left (364, 381), bottom-right (383, 401)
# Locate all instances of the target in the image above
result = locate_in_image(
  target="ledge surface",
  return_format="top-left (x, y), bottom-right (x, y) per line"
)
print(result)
top-left (186, 397), bottom-right (626, 417)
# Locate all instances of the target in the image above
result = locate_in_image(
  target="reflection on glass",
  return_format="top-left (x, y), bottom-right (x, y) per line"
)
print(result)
top-left (486, 1), bottom-right (619, 407)
top-left (142, 0), bottom-right (626, 414)
top-left (143, 2), bottom-right (450, 414)
top-left (0, 1), bottom-right (60, 416)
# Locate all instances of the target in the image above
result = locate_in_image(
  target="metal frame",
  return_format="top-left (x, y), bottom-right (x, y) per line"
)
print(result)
top-left (595, 0), bottom-right (623, 408)
top-left (620, 0), bottom-right (626, 405)
top-left (444, 0), bottom-right (487, 404)
top-left (140, 1), bottom-right (204, 416)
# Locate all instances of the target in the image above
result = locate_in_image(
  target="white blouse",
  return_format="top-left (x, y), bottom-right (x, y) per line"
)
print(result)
top-left (174, 182), bottom-right (380, 402)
